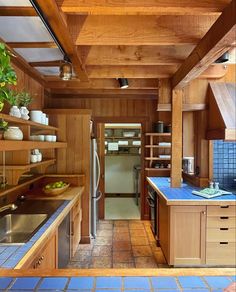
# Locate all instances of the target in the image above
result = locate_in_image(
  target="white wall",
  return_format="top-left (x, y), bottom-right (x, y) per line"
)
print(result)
top-left (105, 156), bottom-right (141, 194)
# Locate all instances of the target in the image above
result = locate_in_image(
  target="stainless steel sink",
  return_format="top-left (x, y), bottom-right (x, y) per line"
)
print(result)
top-left (0, 214), bottom-right (48, 244)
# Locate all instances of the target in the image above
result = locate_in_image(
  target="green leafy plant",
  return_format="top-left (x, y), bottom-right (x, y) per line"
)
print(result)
top-left (0, 119), bottom-right (8, 131)
top-left (5, 89), bottom-right (19, 106)
top-left (0, 43), bottom-right (17, 109)
top-left (17, 91), bottom-right (33, 107)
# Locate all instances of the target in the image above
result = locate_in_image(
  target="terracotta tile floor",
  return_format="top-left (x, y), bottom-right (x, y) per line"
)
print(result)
top-left (67, 220), bottom-right (168, 269)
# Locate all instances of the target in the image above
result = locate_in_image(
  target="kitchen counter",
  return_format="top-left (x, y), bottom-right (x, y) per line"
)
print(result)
top-left (0, 186), bottom-right (84, 269)
top-left (147, 177), bottom-right (236, 205)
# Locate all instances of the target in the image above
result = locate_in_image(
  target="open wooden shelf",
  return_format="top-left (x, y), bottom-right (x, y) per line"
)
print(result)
top-left (0, 159), bottom-right (56, 185)
top-left (106, 154), bottom-right (140, 156)
top-left (145, 168), bottom-right (170, 171)
top-left (0, 141), bottom-right (67, 151)
top-left (145, 133), bottom-right (171, 136)
top-left (106, 136), bottom-right (141, 139)
top-left (105, 145), bottom-right (140, 148)
top-left (0, 113), bottom-right (58, 131)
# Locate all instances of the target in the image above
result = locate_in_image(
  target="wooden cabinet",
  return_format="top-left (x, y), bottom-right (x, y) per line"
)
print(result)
top-left (169, 206), bottom-right (206, 265)
top-left (23, 232), bottom-right (57, 269)
top-left (206, 205), bottom-right (236, 265)
top-left (71, 196), bottom-right (82, 257)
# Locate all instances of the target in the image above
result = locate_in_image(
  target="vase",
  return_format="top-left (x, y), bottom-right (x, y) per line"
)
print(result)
top-left (20, 106), bottom-right (30, 120)
top-left (9, 106), bottom-right (21, 118)
top-left (4, 126), bottom-right (23, 140)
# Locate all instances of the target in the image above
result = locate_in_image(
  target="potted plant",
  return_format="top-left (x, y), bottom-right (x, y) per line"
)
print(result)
top-left (8, 90), bottom-right (21, 118)
top-left (0, 119), bottom-right (8, 139)
top-left (0, 43), bottom-right (17, 111)
top-left (17, 91), bottom-right (33, 120)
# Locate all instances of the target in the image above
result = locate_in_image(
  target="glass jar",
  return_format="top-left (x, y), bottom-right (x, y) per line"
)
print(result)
top-left (4, 127), bottom-right (23, 141)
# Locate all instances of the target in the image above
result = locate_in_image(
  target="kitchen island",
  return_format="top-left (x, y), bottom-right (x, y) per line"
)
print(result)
top-left (147, 177), bottom-right (236, 267)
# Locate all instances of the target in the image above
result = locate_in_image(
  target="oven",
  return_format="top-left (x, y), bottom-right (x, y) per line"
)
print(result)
top-left (147, 186), bottom-right (157, 237)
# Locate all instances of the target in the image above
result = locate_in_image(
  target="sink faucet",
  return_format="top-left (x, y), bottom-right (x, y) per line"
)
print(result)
top-left (0, 204), bottom-right (18, 213)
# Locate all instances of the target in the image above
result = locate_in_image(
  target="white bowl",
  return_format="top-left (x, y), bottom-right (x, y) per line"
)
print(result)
top-left (51, 135), bottom-right (57, 142)
top-left (45, 135), bottom-right (53, 142)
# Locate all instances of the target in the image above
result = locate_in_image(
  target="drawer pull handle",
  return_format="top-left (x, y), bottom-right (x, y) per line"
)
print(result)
top-left (220, 242), bottom-right (228, 245)
top-left (220, 217), bottom-right (229, 219)
top-left (220, 228), bottom-right (229, 230)
top-left (220, 206), bottom-right (229, 208)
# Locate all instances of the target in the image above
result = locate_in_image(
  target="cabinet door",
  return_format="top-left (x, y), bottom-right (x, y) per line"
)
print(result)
top-left (24, 232), bottom-right (57, 269)
top-left (169, 206), bottom-right (206, 265)
top-left (71, 209), bottom-right (82, 257)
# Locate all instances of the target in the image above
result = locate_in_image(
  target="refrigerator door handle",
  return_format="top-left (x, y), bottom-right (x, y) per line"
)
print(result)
top-left (96, 190), bottom-right (103, 202)
top-left (95, 151), bottom-right (101, 191)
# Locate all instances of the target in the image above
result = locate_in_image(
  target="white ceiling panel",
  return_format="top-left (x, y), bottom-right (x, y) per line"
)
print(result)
top-left (15, 48), bottom-right (63, 62)
top-left (0, 17), bottom-right (53, 42)
top-left (35, 67), bottom-right (60, 76)
top-left (0, 0), bottom-right (31, 6)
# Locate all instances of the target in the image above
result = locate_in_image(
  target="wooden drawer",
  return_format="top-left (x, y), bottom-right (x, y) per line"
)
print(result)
top-left (206, 242), bottom-right (236, 265)
top-left (207, 216), bottom-right (236, 228)
top-left (207, 228), bottom-right (236, 242)
top-left (207, 205), bottom-right (236, 217)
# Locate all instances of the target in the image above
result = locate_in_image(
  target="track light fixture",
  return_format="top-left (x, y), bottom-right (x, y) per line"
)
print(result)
top-left (117, 78), bottom-right (129, 89)
top-left (215, 52), bottom-right (229, 63)
top-left (60, 57), bottom-right (72, 81)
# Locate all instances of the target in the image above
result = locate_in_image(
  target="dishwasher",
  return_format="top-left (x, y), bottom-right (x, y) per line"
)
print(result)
top-left (58, 213), bottom-right (70, 268)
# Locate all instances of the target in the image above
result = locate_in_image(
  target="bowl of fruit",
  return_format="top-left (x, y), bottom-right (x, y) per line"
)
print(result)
top-left (43, 181), bottom-right (70, 196)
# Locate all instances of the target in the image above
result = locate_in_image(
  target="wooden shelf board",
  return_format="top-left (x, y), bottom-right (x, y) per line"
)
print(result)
top-left (0, 113), bottom-right (59, 131)
top-left (0, 140), bottom-right (67, 151)
top-left (145, 157), bottom-right (171, 160)
top-left (145, 145), bottom-right (171, 148)
top-left (0, 159), bottom-right (56, 170)
top-left (145, 133), bottom-right (171, 136)
top-left (106, 154), bottom-right (140, 156)
top-left (145, 168), bottom-right (170, 171)
top-left (105, 136), bottom-right (141, 139)
top-left (105, 126), bottom-right (141, 129)
top-left (105, 145), bottom-right (141, 148)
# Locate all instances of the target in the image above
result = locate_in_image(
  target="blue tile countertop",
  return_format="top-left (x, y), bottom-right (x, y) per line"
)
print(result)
top-left (0, 201), bottom-right (70, 269)
top-left (0, 275), bottom-right (235, 291)
top-left (147, 177), bottom-right (236, 205)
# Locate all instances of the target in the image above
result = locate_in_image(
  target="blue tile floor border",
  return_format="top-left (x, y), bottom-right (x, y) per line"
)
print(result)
top-left (0, 275), bottom-right (234, 291)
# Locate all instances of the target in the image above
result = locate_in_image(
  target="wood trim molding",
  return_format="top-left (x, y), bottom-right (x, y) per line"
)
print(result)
top-left (0, 7), bottom-right (37, 16)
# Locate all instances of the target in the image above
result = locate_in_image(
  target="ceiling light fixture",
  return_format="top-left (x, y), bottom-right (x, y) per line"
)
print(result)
top-left (215, 52), bottom-right (229, 63)
top-left (60, 58), bottom-right (72, 81)
top-left (118, 78), bottom-right (129, 89)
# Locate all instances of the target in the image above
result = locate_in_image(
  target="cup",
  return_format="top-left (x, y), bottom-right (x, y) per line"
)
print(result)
top-left (30, 154), bottom-right (38, 163)
top-left (30, 110), bottom-right (42, 123)
top-left (45, 135), bottom-right (53, 142)
top-left (51, 135), bottom-right (57, 142)
top-left (37, 135), bottom-right (44, 141)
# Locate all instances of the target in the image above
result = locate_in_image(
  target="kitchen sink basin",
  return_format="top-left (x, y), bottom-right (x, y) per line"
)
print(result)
top-left (0, 214), bottom-right (48, 244)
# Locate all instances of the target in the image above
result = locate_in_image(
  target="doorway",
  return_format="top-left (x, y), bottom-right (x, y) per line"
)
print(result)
top-left (98, 123), bottom-right (142, 220)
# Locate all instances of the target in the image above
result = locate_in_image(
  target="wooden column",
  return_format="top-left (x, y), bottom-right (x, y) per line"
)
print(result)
top-left (171, 90), bottom-right (183, 187)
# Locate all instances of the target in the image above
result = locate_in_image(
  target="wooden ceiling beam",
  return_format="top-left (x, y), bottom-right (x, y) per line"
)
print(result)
top-left (49, 89), bottom-right (157, 95)
top-left (0, 7), bottom-right (37, 16)
top-left (6, 42), bottom-right (57, 49)
top-left (51, 93), bottom-right (157, 99)
top-left (84, 45), bottom-right (195, 66)
top-left (68, 15), bottom-right (218, 46)
top-left (56, 0), bottom-right (230, 15)
top-left (30, 60), bottom-right (62, 67)
top-left (172, 0), bottom-right (236, 89)
top-left (86, 65), bottom-right (178, 78)
top-left (33, 0), bottom-right (88, 81)
top-left (45, 78), bottom-right (159, 89)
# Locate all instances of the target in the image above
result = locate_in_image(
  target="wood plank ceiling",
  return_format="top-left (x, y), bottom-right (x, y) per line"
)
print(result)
top-left (0, 0), bottom-right (235, 95)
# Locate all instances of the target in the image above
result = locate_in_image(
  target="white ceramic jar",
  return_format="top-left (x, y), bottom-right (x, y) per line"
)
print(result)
top-left (20, 106), bottom-right (30, 120)
top-left (30, 110), bottom-right (42, 123)
top-left (4, 127), bottom-right (23, 141)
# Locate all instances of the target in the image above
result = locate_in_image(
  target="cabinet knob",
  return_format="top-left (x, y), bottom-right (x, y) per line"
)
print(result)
top-left (202, 211), bottom-right (206, 215)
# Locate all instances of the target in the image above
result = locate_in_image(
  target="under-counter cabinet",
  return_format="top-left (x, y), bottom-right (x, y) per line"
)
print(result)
top-left (22, 232), bottom-right (57, 269)
top-left (71, 196), bottom-right (82, 257)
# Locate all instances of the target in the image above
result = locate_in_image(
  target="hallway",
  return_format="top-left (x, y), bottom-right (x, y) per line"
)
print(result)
top-left (68, 220), bottom-right (167, 269)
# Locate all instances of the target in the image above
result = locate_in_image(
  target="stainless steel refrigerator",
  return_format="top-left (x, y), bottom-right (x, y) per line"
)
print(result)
top-left (90, 138), bottom-right (102, 238)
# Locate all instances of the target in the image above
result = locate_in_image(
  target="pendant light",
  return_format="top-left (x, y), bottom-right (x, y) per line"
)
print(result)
top-left (60, 59), bottom-right (72, 81)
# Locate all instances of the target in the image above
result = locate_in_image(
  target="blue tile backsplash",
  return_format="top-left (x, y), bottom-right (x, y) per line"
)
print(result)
top-left (213, 140), bottom-right (236, 189)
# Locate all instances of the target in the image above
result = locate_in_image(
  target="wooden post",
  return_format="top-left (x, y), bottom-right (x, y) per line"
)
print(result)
top-left (171, 89), bottom-right (183, 187)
